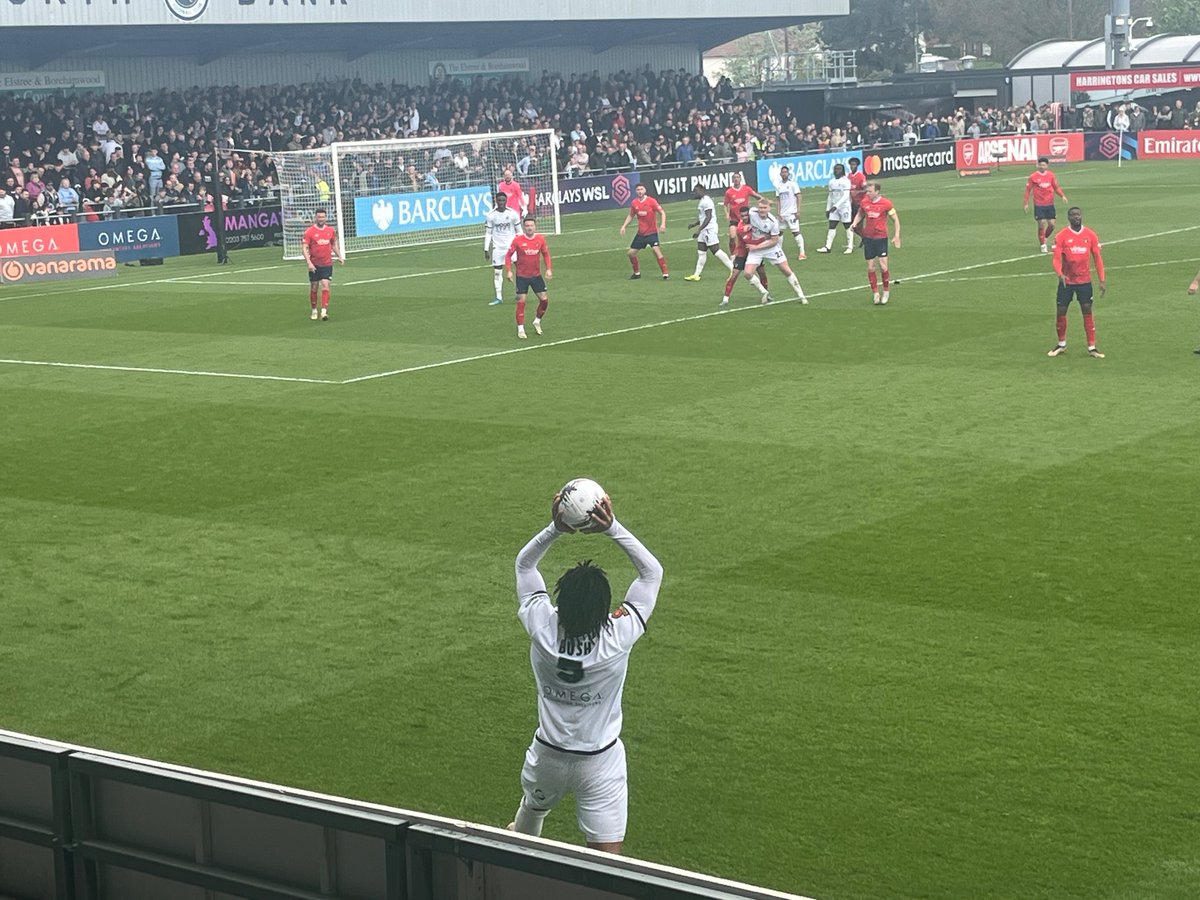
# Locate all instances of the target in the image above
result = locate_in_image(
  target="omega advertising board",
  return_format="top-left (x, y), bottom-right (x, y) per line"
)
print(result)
top-left (78, 215), bottom-right (180, 262)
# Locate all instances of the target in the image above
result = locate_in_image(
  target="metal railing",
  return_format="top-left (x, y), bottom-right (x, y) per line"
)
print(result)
top-left (759, 49), bottom-right (858, 86)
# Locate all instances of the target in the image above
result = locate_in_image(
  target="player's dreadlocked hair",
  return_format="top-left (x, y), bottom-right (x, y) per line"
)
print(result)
top-left (555, 560), bottom-right (613, 641)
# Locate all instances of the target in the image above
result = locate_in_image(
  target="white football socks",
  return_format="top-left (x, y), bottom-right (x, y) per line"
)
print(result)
top-left (793, 230), bottom-right (805, 255)
top-left (694, 251), bottom-right (706, 277)
top-left (493, 269), bottom-right (504, 298)
top-left (715, 249), bottom-right (733, 270)
top-left (513, 798), bottom-right (549, 836)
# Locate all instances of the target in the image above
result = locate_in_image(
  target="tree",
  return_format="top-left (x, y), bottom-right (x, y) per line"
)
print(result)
top-left (927, 0), bottom-right (1156, 65)
top-left (819, 0), bottom-right (931, 74)
top-left (715, 25), bottom-right (824, 86)
top-left (1150, 0), bottom-right (1200, 33)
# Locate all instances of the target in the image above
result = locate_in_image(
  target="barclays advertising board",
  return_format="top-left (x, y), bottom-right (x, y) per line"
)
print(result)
top-left (354, 185), bottom-right (493, 238)
top-left (755, 151), bottom-right (862, 189)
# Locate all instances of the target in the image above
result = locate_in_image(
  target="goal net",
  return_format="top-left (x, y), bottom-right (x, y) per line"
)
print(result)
top-left (274, 129), bottom-right (560, 260)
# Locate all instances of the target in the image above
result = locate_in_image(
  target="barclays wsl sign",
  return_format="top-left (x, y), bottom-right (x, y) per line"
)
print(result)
top-left (355, 186), bottom-right (493, 238)
top-left (756, 151), bottom-right (861, 189)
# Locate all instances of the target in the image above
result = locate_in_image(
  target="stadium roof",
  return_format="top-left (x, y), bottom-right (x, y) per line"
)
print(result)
top-left (1009, 34), bottom-right (1200, 69)
top-left (1, 19), bottom-right (833, 70)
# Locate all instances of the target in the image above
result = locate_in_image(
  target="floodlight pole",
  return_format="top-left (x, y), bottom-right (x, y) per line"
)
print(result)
top-left (1105, 0), bottom-right (1132, 70)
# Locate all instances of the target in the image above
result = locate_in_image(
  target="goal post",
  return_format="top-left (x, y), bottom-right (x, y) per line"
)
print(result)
top-left (275, 128), bottom-right (561, 260)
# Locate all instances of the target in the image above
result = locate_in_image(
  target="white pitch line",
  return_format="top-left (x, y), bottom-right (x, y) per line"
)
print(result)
top-left (892, 224), bottom-right (1200, 287)
top-left (167, 280), bottom-right (307, 286)
top-left (0, 358), bottom-right (338, 384)
top-left (344, 237), bottom-right (698, 286)
top-left (339, 279), bottom-right (885, 385)
top-left (5, 224), bottom-right (1197, 386)
top-left (0, 263), bottom-right (293, 303)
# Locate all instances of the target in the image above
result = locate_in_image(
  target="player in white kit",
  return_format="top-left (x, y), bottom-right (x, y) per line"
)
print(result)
top-left (509, 492), bottom-right (663, 853)
top-left (683, 184), bottom-right (733, 281)
top-left (744, 198), bottom-right (807, 304)
top-left (816, 163), bottom-right (854, 254)
top-left (771, 165), bottom-right (806, 260)
top-left (484, 191), bottom-right (522, 305)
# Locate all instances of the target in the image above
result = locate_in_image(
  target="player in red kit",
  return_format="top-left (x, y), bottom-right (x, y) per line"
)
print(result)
top-left (302, 209), bottom-right (343, 321)
top-left (1023, 156), bottom-right (1067, 253)
top-left (619, 183), bottom-right (668, 280)
top-left (847, 157), bottom-right (868, 245)
top-left (498, 168), bottom-right (526, 217)
top-left (505, 217), bottom-right (552, 340)
top-left (723, 171), bottom-right (760, 254)
top-left (849, 182), bottom-right (901, 305)
top-left (1048, 207), bottom-right (1106, 358)
top-left (720, 205), bottom-right (770, 308)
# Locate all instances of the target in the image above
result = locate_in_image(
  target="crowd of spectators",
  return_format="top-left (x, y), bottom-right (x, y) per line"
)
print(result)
top-left (3, 64), bottom-right (1199, 228)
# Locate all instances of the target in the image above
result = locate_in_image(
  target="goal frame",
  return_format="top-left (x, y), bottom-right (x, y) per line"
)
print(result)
top-left (277, 128), bottom-right (561, 259)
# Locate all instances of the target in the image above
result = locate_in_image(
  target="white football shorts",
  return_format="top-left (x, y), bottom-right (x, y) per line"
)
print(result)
top-left (781, 213), bottom-right (800, 232)
top-left (492, 242), bottom-right (514, 268)
top-left (827, 205), bottom-right (851, 224)
top-left (521, 738), bottom-right (628, 843)
top-left (697, 223), bottom-right (720, 247)
top-left (747, 244), bottom-right (787, 266)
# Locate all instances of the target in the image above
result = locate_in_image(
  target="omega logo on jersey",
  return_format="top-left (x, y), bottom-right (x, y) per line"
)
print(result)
top-left (543, 686), bottom-right (603, 704)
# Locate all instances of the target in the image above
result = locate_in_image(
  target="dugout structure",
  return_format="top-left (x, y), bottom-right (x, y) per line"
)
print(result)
top-left (274, 129), bottom-right (560, 260)
top-left (0, 729), bottom-right (814, 900)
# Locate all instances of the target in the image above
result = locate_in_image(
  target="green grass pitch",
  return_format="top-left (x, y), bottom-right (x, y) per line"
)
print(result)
top-left (2, 160), bottom-right (1199, 900)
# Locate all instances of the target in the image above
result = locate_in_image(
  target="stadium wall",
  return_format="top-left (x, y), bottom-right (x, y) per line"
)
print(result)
top-left (0, 45), bottom-right (701, 94)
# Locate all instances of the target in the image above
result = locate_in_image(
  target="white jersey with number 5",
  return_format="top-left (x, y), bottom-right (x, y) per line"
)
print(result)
top-left (486, 207), bottom-right (522, 266)
top-left (696, 194), bottom-right (719, 246)
top-left (516, 521), bottom-right (663, 753)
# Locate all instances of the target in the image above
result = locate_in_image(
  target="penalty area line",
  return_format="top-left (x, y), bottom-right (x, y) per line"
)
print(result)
top-left (0, 358), bottom-right (339, 384)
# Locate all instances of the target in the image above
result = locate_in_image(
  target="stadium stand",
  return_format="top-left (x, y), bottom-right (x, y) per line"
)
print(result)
top-left (5, 66), bottom-right (1192, 228)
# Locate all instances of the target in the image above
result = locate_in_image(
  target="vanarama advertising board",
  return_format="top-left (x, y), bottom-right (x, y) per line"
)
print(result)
top-left (1, 251), bottom-right (117, 285)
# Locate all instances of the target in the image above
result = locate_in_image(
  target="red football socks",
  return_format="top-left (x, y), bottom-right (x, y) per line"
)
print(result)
top-left (630, 258), bottom-right (640, 274)
top-left (882, 271), bottom-right (890, 290)
top-left (758, 269), bottom-right (768, 287)
top-left (1083, 313), bottom-right (1096, 346)
top-left (1038, 227), bottom-right (1046, 243)
top-left (656, 256), bottom-right (668, 275)
top-left (515, 299), bottom-right (526, 325)
top-left (868, 271), bottom-right (879, 292)
top-left (1056, 314), bottom-right (1068, 342)
top-left (535, 298), bottom-right (548, 318)
top-left (724, 274), bottom-right (736, 297)
top-left (309, 287), bottom-right (318, 309)
top-left (321, 289), bottom-right (330, 309)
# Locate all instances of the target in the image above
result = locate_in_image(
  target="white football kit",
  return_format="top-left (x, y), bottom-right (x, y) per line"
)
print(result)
top-left (485, 208), bottom-right (522, 266)
top-left (826, 176), bottom-right (852, 223)
top-left (514, 519), bottom-right (663, 843)
top-left (695, 194), bottom-right (719, 246)
top-left (747, 210), bottom-right (786, 265)
top-left (774, 179), bottom-right (801, 230)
